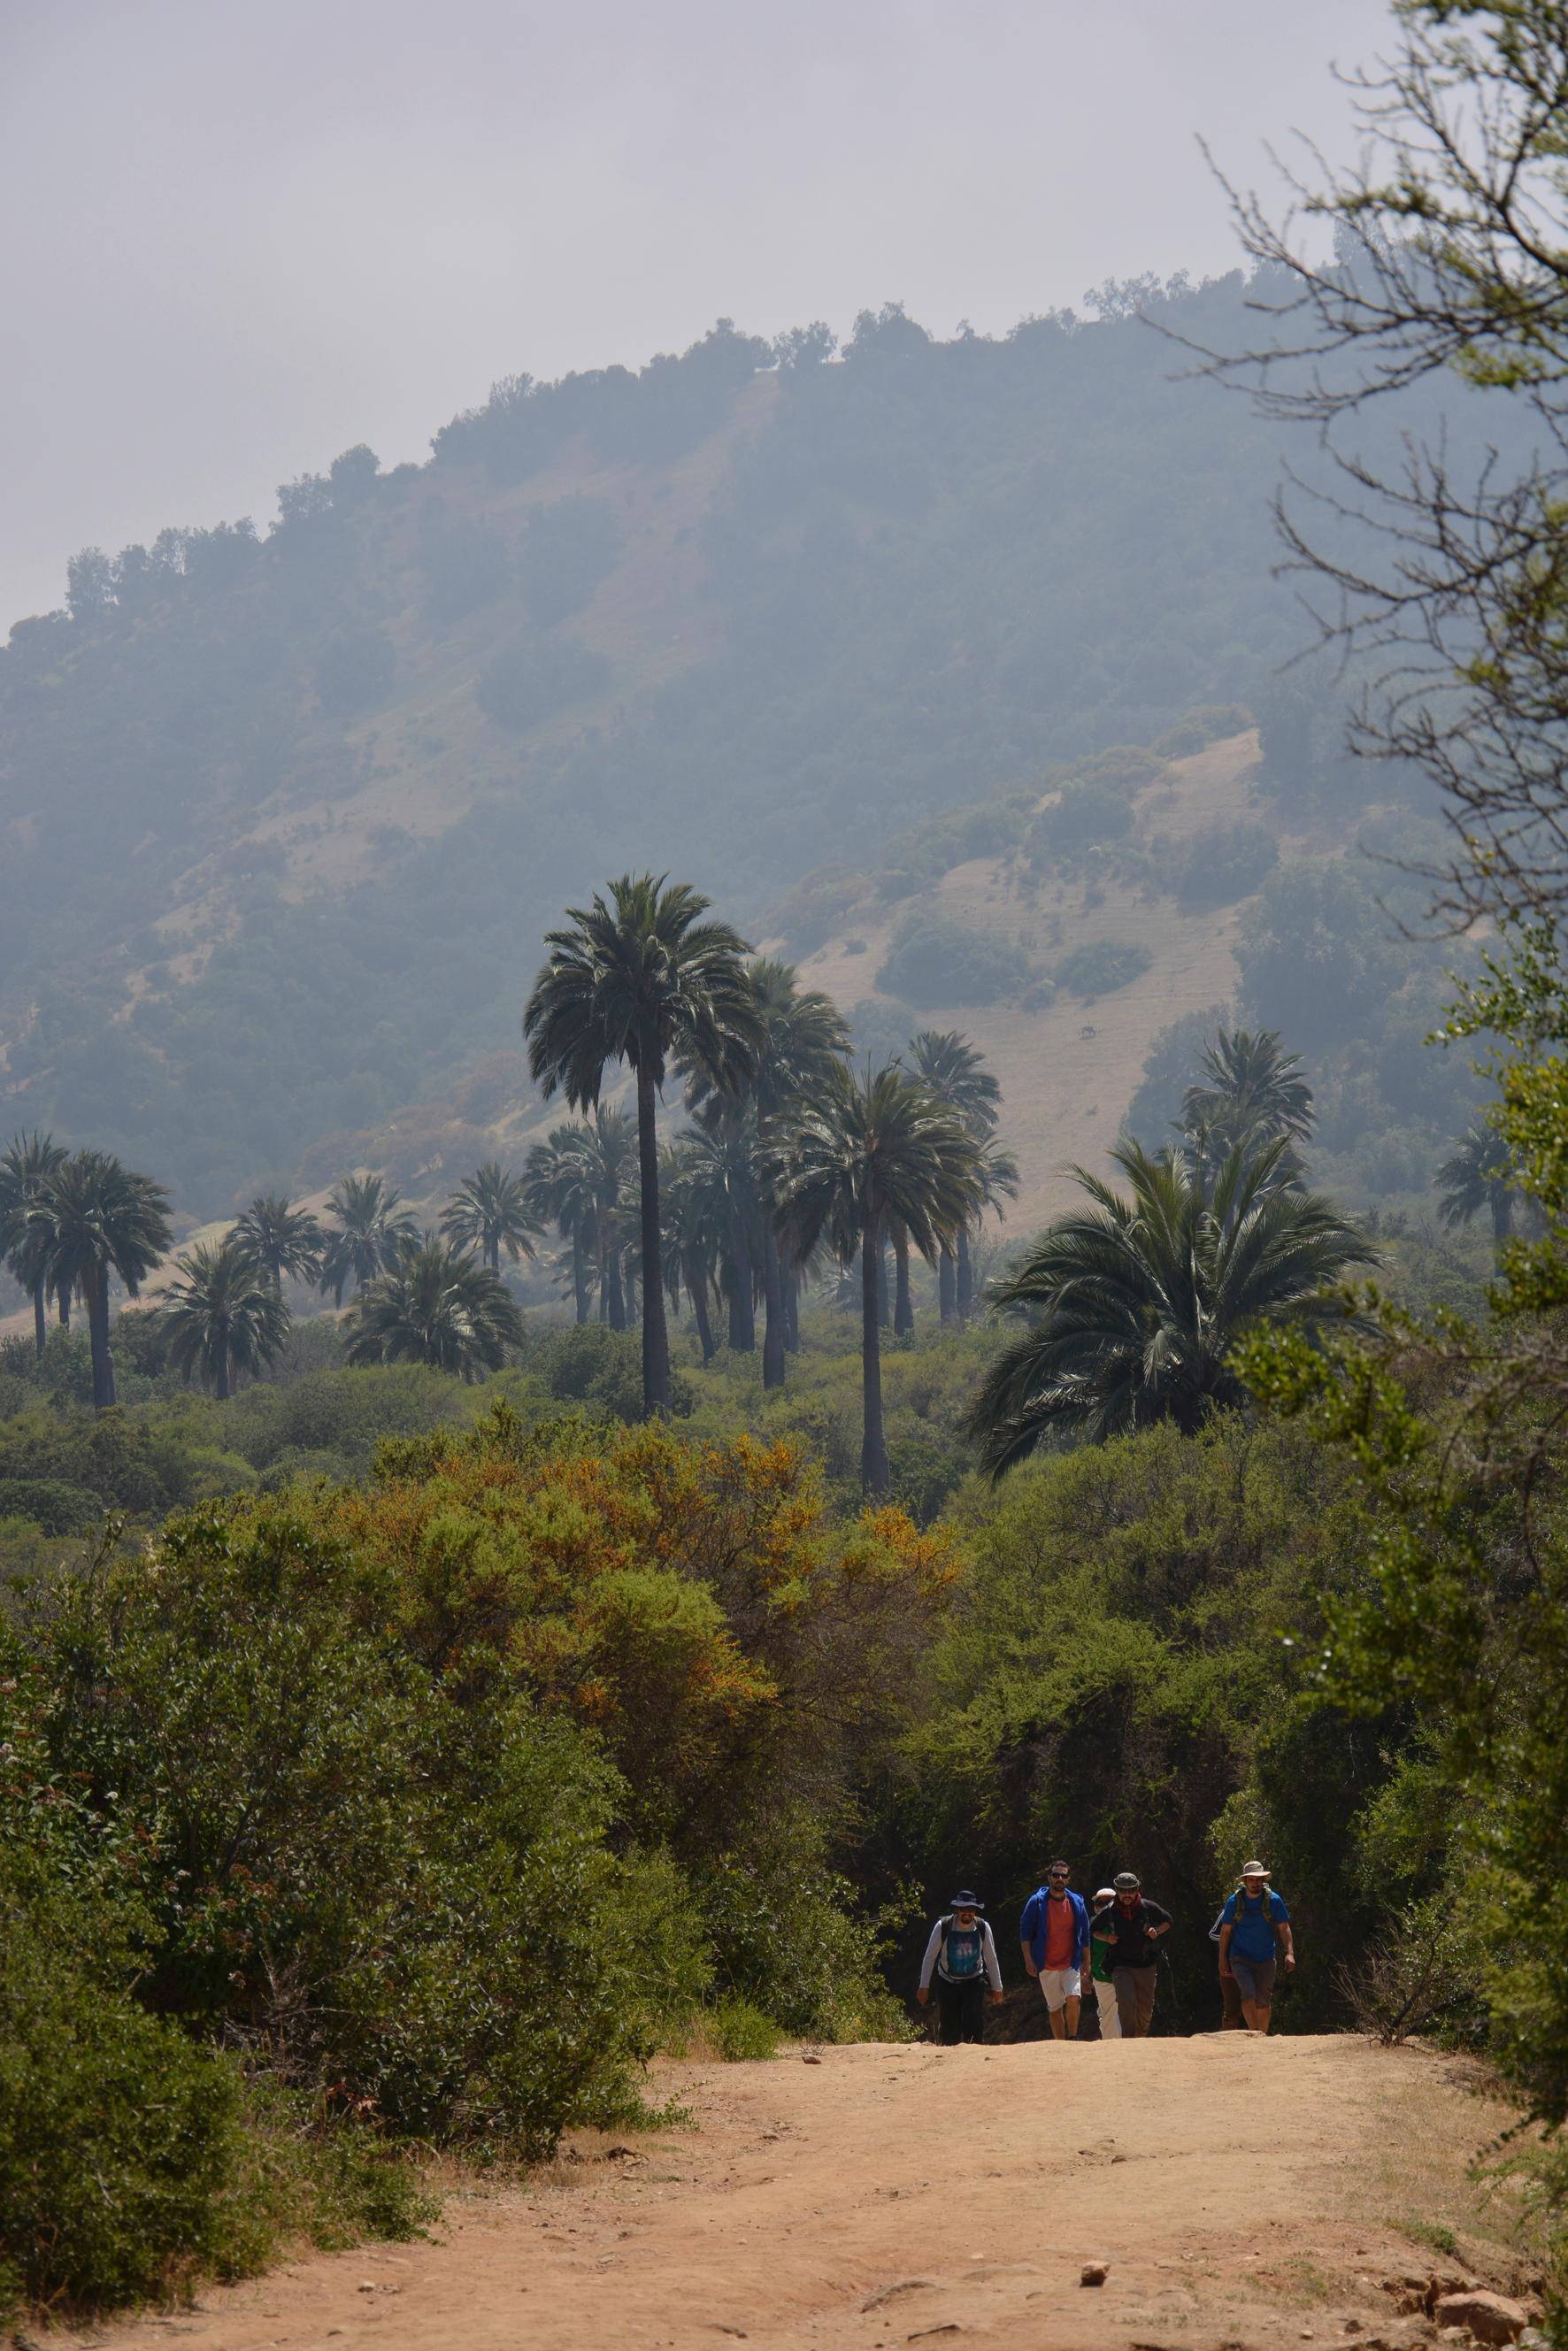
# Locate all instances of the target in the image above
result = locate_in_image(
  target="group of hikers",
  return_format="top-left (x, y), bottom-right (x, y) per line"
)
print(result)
top-left (916, 1863), bottom-right (1296, 2043)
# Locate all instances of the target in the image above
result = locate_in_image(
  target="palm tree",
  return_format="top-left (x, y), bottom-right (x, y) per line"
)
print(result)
top-left (524, 874), bottom-right (763, 1418)
top-left (522, 1124), bottom-right (598, 1323)
top-left (692, 960), bottom-right (850, 1388)
top-left (440, 1161), bottom-right (540, 1274)
top-left (775, 1064), bottom-right (980, 1494)
top-left (318, 1173), bottom-right (419, 1306)
top-left (681, 1109), bottom-right (764, 1352)
top-left (661, 1135), bottom-right (719, 1363)
top-left (968, 1137), bottom-right (1374, 1472)
top-left (0, 1131), bottom-right (67, 1356)
top-left (1435, 1119), bottom-right (1518, 1244)
top-left (160, 1238), bottom-right (290, 1398)
top-left (1179, 1026), bottom-right (1315, 1155)
top-left (232, 1192), bottom-right (325, 1294)
top-left (575, 1108), bottom-right (636, 1329)
top-left (344, 1234), bottom-right (524, 1376)
top-left (28, 1149), bottom-right (173, 1409)
top-left (910, 1031), bottom-right (1003, 1319)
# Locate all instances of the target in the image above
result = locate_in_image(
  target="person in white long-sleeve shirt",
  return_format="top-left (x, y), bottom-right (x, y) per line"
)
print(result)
top-left (916, 1889), bottom-right (1004, 2044)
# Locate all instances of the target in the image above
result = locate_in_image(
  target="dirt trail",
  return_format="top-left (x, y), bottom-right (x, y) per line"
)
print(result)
top-left (72, 2036), bottom-right (1527, 2351)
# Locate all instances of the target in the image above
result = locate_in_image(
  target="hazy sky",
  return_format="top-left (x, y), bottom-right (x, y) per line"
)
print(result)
top-left (1, 0), bottom-right (1391, 633)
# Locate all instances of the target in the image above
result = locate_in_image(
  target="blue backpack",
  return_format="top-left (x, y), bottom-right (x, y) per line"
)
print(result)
top-left (939, 1916), bottom-right (987, 1980)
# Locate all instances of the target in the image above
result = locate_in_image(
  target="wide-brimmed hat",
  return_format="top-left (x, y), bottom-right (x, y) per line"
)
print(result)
top-left (1093, 1886), bottom-right (1116, 1904)
top-left (949, 1889), bottom-right (984, 1910)
top-left (1240, 1861), bottom-right (1272, 1879)
top-left (1113, 1871), bottom-right (1141, 1891)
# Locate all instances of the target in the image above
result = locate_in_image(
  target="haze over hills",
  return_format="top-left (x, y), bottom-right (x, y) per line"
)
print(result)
top-left (0, 271), bottom-right (1478, 1230)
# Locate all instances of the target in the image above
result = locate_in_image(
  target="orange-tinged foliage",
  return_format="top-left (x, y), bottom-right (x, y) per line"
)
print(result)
top-left (286, 1403), bottom-right (960, 1848)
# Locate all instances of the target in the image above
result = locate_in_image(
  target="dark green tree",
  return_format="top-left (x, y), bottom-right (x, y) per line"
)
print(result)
top-left (344, 1235), bottom-right (524, 1376)
top-left (969, 1138), bottom-right (1373, 1470)
top-left (524, 875), bottom-right (762, 1418)
top-left (318, 1174), bottom-right (419, 1307)
top-left (439, 1162), bottom-right (540, 1274)
top-left (29, 1149), bottom-right (173, 1410)
top-left (160, 1238), bottom-right (290, 1399)
top-left (775, 1064), bottom-right (979, 1494)
top-left (232, 1192), bottom-right (325, 1294)
top-left (0, 1131), bottom-right (67, 1356)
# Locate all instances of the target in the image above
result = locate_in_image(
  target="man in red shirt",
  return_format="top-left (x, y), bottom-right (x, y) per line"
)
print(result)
top-left (1018, 1863), bottom-right (1091, 2040)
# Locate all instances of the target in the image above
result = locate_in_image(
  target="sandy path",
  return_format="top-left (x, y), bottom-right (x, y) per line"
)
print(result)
top-left (69, 2035), bottom-right (1519, 2351)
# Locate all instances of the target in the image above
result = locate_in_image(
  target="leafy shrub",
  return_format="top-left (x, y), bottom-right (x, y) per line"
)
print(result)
top-left (1055, 939), bottom-right (1153, 996)
top-left (711, 1999), bottom-right (781, 2062)
top-left (1171, 821), bottom-right (1279, 910)
top-left (416, 500), bottom-right (511, 624)
top-left (315, 626), bottom-right (396, 717)
top-left (475, 634), bottom-right (612, 731)
top-left (875, 914), bottom-right (1029, 1008)
top-left (849, 995), bottom-right (921, 1065)
top-left (522, 1323), bottom-right (694, 1420)
top-left (695, 1811), bottom-right (910, 2044)
top-left (1149, 703), bottom-right (1252, 759)
top-left (0, 1475), bottom-right (100, 1534)
top-left (1030, 778), bottom-right (1136, 860)
top-left (518, 496), bottom-right (623, 625)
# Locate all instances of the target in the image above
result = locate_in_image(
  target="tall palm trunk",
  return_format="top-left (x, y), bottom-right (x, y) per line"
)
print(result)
top-left (938, 1244), bottom-right (957, 1324)
top-left (572, 1225), bottom-right (590, 1324)
top-left (684, 1248), bottom-right (716, 1362)
top-left (1491, 1187), bottom-right (1513, 1245)
top-left (860, 1206), bottom-right (889, 1495)
top-left (956, 1225), bottom-right (974, 1316)
top-left (762, 1229), bottom-right (787, 1389)
top-left (607, 1249), bottom-right (626, 1331)
top-left (58, 1285), bottom-right (70, 1330)
top-left (635, 1064), bottom-right (672, 1417)
top-left (877, 1243), bottom-right (890, 1329)
top-left (893, 1232), bottom-right (913, 1335)
top-left (726, 1231), bottom-right (756, 1351)
top-left (84, 1265), bottom-right (115, 1410)
top-left (783, 1264), bottom-right (800, 1353)
top-left (488, 1235), bottom-right (500, 1272)
top-left (31, 1280), bottom-right (46, 1358)
top-left (215, 1335), bottom-right (231, 1402)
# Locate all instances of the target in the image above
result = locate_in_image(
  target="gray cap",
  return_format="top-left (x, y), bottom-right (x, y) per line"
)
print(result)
top-left (1112, 1871), bottom-right (1141, 1891)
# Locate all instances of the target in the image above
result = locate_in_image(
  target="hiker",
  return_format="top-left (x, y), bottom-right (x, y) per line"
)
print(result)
top-left (1018, 1860), bottom-right (1091, 2040)
top-left (1217, 1861), bottom-right (1295, 2034)
top-left (1208, 1898), bottom-right (1246, 2030)
top-left (1088, 1886), bottom-right (1121, 2040)
top-left (1089, 1870), bottom-right (1172, 2038)
top-left (917, 1890), bottom-right (1003, 2045)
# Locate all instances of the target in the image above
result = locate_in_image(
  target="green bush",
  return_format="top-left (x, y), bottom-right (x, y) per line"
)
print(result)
top-left (1055, 938), bottom-right (1153, 996)
top-left (1172, 821), bottom-right (1278, 910)
top-left (875, 914), bottom-right (1029, 1009)
top-left (711, 1999), bottom-right (781, 2062)
top-left (0, 1475), bottom-right (101, 1534)
top-left (475, 634), bottom-right (611, 731)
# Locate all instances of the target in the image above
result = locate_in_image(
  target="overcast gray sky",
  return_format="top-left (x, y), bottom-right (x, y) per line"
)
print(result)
top-left (1, 0), bottom-right (1391, 633)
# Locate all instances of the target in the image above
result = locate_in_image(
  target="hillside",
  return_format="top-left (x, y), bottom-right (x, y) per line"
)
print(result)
top-left (0, 273), bottom-right (1477, 1230)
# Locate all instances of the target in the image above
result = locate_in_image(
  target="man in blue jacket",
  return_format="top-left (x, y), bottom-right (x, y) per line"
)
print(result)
top-left (1018, 1862), bottom-right (1091, 2041)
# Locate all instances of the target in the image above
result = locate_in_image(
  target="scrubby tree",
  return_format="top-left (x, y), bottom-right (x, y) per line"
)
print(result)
top-left (160, 1238), bottom-right (290, 1398)
top-left (344, 1234), bottom-right (524, 1376)
top-left (232, 1193), bottom-right (325, 1294)
top-left (524, 875), bottom-right (762, 1418)
top-left (776, 1064), bottom-right (980, 1494)
top-left (318, 1174), bottom-right (419, 1306)
top-left (440, 1162), bottom-right (540, 1274)
top-left (27, 1149), bottom-right (173, 1409)
top-left (969, 1138), bottom-right (1373, 1470)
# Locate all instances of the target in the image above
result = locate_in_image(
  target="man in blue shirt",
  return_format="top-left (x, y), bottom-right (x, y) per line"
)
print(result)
top-left (1018, 1862), bottom-right (1092, 2040)
top-left (1217, 1862), bottom-right (1295, 2034)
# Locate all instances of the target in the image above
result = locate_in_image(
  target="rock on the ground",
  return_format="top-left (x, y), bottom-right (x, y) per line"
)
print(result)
top-left (1080, 2263), bottom-right (1109, 2286)
top-left (1432, 2292), bottom-right (1529, 2346)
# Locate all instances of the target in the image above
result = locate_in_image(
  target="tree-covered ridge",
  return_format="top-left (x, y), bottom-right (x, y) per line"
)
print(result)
top-left (0, 279), bottom-right (1317, 1213)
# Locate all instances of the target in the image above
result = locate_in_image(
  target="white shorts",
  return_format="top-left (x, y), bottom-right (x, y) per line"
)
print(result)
top-left (1039, 1966), bottom-right (1081, 2010)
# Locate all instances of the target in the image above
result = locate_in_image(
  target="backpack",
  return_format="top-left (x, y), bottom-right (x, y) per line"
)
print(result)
top-left (939, 1916), bottom-right (987, 1981)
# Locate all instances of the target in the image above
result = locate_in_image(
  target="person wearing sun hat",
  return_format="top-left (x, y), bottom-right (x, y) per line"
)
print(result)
top-left (917, 1890), bottom-right (1003, 2045)
top-left (1217, 1862), bottom-right (1295, 2034)
top-left (1089, 1870), bottom-right (1172, 2037)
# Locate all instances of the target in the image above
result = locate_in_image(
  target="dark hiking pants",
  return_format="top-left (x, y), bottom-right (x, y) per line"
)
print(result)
top-left (1112, 1964), bottom-right (1157, 2038)
top-left (936, 1978), bottom-right (986, 2044)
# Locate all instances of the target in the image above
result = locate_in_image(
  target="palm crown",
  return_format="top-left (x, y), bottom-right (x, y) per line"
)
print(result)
top-left (440, 1162), bottom-right (540, 1272)
top-left (27, 1149), bottom-right (173, 1409)
top-left (319, 1173), bottom-right (419, 1306)
top-left (1179, 1026), bottom-right (1315, 1153)
top-left (345, 1233), bottom-right (524, 1378)
top-left (232, 1192), bottom-right (325, 1293)
top-left (0, 1131), bottom-right (68, 1356)
top-left (1435, 1118), bottom-right (1518, 1243)
top-left (969, 1136), bottom-right (1374, 1472)
top-left (161, 1237), bottom-right (290, 1398)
